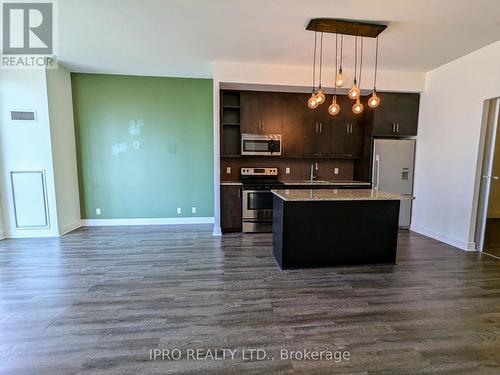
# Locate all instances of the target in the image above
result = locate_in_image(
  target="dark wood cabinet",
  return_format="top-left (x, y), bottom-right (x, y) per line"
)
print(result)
top-left (281, 93), bottom-right (315, 157)
top-left (332, 96), bottom-right (365, 159)
top-left (220, 185), bottom-right (242, 232)
top-left (334, 121), bottom-right (364, 158)
top-left (281, 93), bottom-right (335, 158)
top-left (240, 91), bottom-right (282, 134)
top-left (224, 90), bottom-right (417, 160)
top-left (310, 106), bottom-right (335, 157)
top-left (282, 93), bottom-right (364, 158)
top-left (372, 93), bottom-right (420, 137)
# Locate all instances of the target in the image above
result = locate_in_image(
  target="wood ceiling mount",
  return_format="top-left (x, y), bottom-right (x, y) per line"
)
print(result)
top-left (306, 18), bottom-right (387, 38)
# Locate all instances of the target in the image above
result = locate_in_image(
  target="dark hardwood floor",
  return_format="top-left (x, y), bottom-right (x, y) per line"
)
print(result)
top-left (484, 218), bottom-right (500, 258)
top-left (0, 225), bottom-right (499, 374)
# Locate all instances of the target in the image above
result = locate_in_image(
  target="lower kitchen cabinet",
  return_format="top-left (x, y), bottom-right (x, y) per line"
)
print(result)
top-left (220, 185), bottom-right (242, 232)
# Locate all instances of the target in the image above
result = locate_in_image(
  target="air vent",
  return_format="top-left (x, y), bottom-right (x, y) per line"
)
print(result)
top-left (10, 110), bottom-right (36, 122)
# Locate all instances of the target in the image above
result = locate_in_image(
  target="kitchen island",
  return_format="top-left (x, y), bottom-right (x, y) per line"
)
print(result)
top-left (272, 189), bottom-right (414, 269)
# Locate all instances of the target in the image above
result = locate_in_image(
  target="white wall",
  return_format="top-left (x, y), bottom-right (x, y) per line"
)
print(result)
top-left (46, 66), bottom-right (82, 235)
top-left (412, 40), bottom-right (500, 250)
top-left (0, 69), bottom-right (59, 237)
top-left (212, 61), bottom-right (426, 235)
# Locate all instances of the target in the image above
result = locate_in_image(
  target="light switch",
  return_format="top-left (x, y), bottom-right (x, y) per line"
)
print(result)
top-left (96, 208), bottom-right (101, 215)
top-left (226, 167), bottom-right (231, 174)
top-left (191, 207), bottom-right (196, 214)
top-left (177, 207), bottom-right (182, 214)
top-left (334, 168), bottom-right (339, 175)
top-left (285, 167), bottom-right (290, 174)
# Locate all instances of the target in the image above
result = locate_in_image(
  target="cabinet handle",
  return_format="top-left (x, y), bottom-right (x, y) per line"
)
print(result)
top-left (315, 123), bottom-right (318, 133)
top-left (262, 121), bottom-right (265, 132)
top-left (346, 124), bottom-right (349, 134)
top-left (396, 122), bottom-right (400, 133)
top-left (350, 124), bottom-right (353, 134)
top-left (320, 123), bottom-right (322, 133)
top-left (392, 123), bottom-right (396, 133)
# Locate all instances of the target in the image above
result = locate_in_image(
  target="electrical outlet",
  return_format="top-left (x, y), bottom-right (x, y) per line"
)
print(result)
top-left (177, 207), bottom-right (182, 214)
top-left (191, 207), bottom-right (196, 214)
top-left (285, 167), bottom-right (290, 174)
top-left (226, 167), bottom-right (231, 174)
top-left (96, 208), bottom-right (101, 215)
top-left (334, 168), bottom-right (339, 175)
top-left (133, 140), bottom-right (140, 149)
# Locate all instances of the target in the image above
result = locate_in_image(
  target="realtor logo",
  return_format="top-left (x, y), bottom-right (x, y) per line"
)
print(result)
top-left (1, 1), bottom-right (57, 68)
top-left (3, 2), bottom-right (53, 54)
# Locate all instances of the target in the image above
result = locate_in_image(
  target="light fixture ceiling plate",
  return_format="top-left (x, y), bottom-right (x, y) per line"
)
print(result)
top-left (306, 18), bottom-right (387, 38)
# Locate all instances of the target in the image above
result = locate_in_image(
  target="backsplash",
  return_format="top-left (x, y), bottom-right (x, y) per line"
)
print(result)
top-left (220, 157), bottom-right (355, 181)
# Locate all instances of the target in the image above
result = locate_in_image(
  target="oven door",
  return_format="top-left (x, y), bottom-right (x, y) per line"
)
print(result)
top-left (242, 190), bottom-right (274, 220)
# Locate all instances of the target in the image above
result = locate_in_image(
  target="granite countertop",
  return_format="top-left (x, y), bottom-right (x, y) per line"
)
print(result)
top-left (272, 188), bottom-right (414, 201)
top-left (279, 180), bottom-right (371, 186)
top-left (220, 181), bottom-right (242, 186)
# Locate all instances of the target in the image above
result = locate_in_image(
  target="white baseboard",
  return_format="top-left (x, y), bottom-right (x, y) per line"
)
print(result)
top-left (213, 226), bottom-right (222, 236)
top-left (5, 227), bottom-right (60, 238)
top-left (410, 224), bottom-right (476, 251)
top-left (82, 217), bottom-right (215, 226)
top-left (59, 220), bottom-right (83, 235)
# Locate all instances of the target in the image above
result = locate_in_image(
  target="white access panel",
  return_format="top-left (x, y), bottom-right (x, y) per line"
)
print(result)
top-left (10, 171), bottom-right (49, 228)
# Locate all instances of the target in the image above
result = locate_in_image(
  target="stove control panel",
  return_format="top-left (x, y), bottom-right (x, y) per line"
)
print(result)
top-left (241, 167), bottom-right (278, 176)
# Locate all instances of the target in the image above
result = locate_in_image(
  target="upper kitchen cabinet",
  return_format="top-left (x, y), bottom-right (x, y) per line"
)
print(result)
top-left (310, 104), bottom-right (336, 157)
top-left (281, 93), bottom-right (315, 157)
top-left (240, 91), bottom-right (282, 134)
top-left (333, 95), bottom-right (364, 159)
top-left (372, 93), bottom-right (420, 137)
top-left (281, 93), bottom-right (335, 158)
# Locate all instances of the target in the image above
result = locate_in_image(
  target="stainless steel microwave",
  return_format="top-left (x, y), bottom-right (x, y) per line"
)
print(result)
top-left (241, 133), bottom-right (282, 156)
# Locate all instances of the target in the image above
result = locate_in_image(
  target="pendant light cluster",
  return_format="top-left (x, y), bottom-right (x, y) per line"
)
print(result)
top-left (306, 20), bottom-right (383, 115)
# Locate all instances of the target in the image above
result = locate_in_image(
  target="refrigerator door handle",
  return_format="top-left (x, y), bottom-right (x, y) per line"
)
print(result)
top-left (374, 154), bottom-right (380, 190)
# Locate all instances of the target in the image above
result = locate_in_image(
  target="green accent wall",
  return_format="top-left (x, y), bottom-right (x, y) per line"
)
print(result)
top-left (71, 73), bottom-right (213, 219)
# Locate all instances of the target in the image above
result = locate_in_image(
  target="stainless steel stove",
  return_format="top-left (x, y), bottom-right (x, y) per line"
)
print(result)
top-left (241, 168), bottom-right (284, 233)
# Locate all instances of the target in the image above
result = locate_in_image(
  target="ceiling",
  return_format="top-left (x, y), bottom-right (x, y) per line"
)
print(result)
top-left (60, 0), bottom-right (500, 78)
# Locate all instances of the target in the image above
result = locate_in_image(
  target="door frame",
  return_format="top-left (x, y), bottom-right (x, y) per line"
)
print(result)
top-left (473, 97), bottom-right (500, 251)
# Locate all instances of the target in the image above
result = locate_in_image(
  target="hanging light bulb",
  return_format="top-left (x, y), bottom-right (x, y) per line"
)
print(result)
top-left (328, 95), bottom-right (340, 116)
top-left (307, 30), bottom-right (319, 109)
top-left (308, 92), bottom-right (319, 109)
top-left (315, 87), bottom-right (325, 105)
top-left (370, 36), bottom-right (382, 109)
top-left (314, 33), bottom-right (325, 106)
top-left (335, 34), bottom-right (345, 88)
top-left (335, 70), bottom-right (345, 88)
top-left (349, 35), bottom-right (360, 100)
top-left (352, 98), bottom-right (364, 114)
top-left (348, 84), bottom-right (360, 99)
top-left (368, 92), bottom-right (380, 108)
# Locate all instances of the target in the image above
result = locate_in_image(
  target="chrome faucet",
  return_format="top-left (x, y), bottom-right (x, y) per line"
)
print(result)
top-left (310, 162), bottom-right (318, 182)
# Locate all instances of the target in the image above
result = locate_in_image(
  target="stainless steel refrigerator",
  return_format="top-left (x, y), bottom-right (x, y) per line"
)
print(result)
top-left (372, 139), bottom-right (416, 228)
